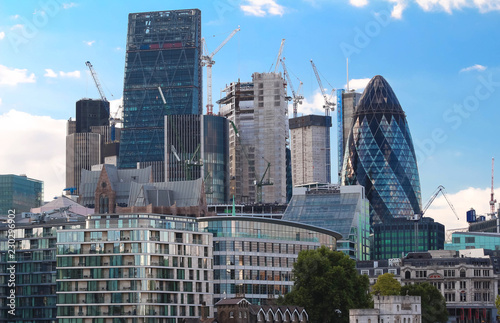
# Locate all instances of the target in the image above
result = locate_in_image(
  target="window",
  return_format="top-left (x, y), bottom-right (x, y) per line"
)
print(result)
top-left (474, 293), bottom-right (481, 302)
top-left (375, 269), bottom-right (383, 276)
top-left (361, 270), bottom-right (369, 276)
top-left (465, 237), bottom-right (475, 243)
top-left (483, 270), bottom-right (490, 276)
top-left (460, 269), bottom-right (466, 278)
top-left (445, 293), bottom-right (455, 302)
top-left (415, 270), bottom-right (427, 278)
top-left (474, 269), bottom-right (481, 277)
top-left (460, 293), bottom-right (466, 302)
top-left (444, 282), bottom-right (455, 289)
top-left (460, 281), bottom-right (466, 289)
top-left (444, 269), bottom-right (455, 277)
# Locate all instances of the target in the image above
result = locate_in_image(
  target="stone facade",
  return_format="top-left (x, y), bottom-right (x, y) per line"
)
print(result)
top-left (349, 295), bottom-right (421, 323)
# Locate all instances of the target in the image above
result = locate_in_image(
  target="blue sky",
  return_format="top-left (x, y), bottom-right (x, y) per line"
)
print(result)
top-left (1, 0), bottom-right (500, 231)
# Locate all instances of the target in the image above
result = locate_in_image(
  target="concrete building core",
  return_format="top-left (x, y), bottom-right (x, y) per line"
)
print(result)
top-left (289, 115), bottom-right (332, 186)
top-left (218, 72), bottom-right (288, 204)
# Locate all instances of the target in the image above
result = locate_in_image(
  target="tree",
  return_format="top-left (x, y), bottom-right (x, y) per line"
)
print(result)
top-left (496, 295), bottom-right (500, 317)
top-left (371, 273), bottom-right (401, 296)
top-left (401, 283), bottom-right (448, 323)
top-left (279, 246), bottom-right (371, 323)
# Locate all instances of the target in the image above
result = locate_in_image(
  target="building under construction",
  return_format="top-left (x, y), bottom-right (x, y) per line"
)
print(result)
top-left (289, 115), bottom-right (332, 186)
top-left (218, 72), bottom-right (288, 204)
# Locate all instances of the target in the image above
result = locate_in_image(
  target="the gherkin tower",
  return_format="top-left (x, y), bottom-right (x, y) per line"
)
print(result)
top-left (341, 75), bottom-right (422, 224)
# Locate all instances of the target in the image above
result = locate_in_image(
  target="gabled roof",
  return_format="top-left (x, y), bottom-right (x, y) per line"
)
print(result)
top-left (128, 178), bottom-right (203, 207)
top-left (215, 297), bottom-right (249, 306)
top-left (31, 195), bottom-right (93, 216)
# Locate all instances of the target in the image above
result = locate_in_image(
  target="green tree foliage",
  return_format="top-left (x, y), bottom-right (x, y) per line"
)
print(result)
top-left (496, 295), bottom-right (500, 315)
top-left (401, 283), bottom-right (448, 323)
top-left (371, 273), bottom-right (401, 296)
top-left (279, 246), bottom-right (371, 323)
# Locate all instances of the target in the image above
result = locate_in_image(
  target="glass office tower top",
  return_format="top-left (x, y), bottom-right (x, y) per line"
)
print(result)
top-left (341, 75), bottom-right (422, 224)
top-left (119, 9), bottom-right (202, 169)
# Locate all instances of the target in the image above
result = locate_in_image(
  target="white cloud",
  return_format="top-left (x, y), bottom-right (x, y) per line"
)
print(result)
top-left (345, 78), bottom-right (371, 92)
top-left (0, 110), bottom-right (66, 200)
top-left (59, 70), bottom-right (81, 78)
top-left (240, 0), bottom-right (285, 17)
top-left (10, 24), bottom-right (24, 31)
top-left (110, 97), bottom-right (123, 121)
top-left (44, 69), bottom-right (58, 78)
top-left (62, 2), bottom-right (78, 9)
top-left (388, 0), bottom-right (408, 19)
top-left (0, 64), bottom-right (36, 86)
top-left (11, 14), bottom-right (20, 19)
top-left (460, 64), bottom-right (487, 73)
top-left (0, 98), bottom-right (2, 105)
top-left (289, 90), bottom-right (331, 116)
top-left (346, 0), bottom-right (500, 18)
top-left (0, 31), bottom-right (5, 40)
top-left (425, 186), bottom-right (500, 238)
top-left (84, 40), bottom-right (95, 46)
top-left (350, 0), bottom-right (369, 7)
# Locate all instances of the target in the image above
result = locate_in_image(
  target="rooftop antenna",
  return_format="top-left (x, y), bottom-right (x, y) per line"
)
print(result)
top-left (346, 58), bottom-right (349, 92)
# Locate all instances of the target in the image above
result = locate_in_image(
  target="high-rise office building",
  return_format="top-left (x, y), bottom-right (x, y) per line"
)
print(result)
top-left (337, 90), bottom-right (362, 182)
top-left (119, 9), bottom-right (202, 175)
top-left (341, 75), bottom-right (422, 224)
top-left (164, 114), bottom-right (229, 204)
top-left (219, 73), bottom-right (288, 204)
top-left (75, 99), bottom-right (110, 133)
top-left (289, 115), bottom-right (332, 186)
top-left (66, 100), bottom-right (111, 194)
top-left (0, 174), bottom-right (43, 214)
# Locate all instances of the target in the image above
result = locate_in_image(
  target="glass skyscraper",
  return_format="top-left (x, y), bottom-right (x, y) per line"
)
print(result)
top-left (341, 75), bottom-right (422, 224)
top-left (119, 9), bottom-right (202, 170)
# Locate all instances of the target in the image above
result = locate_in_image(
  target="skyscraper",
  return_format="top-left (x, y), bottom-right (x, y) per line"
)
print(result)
top-left (337, 90), bottom-right (362, 182)
top-left (289, 115), bottom-right (332, 186)
top-left (218, 73), bottom-right (288, 204)
top-left (119, 9), bottom-right (202, 175)
top-left (341, 75), bottom-right (422, 224)
top-left (75, 99), bottom-right (110, 133)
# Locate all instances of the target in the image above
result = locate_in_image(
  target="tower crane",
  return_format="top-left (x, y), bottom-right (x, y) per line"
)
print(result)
top-left (408, 185), bottom-right (460, 252)
top-left (490, 157), bottom-right (496, 217)
top-left (271, 39), bottom-right (285, 74)
top-left (201, 26), bottom-right (240, 115)
top-left (280, 58), bottom-right (303, 118)
top-left (310, 59), bottom-right (335, 115)
top-left (85, 61), bottom-right (107, 102)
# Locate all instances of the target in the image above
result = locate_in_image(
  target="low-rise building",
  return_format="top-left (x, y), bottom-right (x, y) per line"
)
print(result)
top-left (349, 295), bottom-right (421, 323)
top-left (400, 250), bottom-right (497, 322)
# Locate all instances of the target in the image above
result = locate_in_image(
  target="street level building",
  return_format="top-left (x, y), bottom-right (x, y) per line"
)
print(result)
top-left (0, 207), bottom-right (85, 322)
top-left (400, 250), bottom-right (497, 322)
top-left (56, 213), bottom-right (213, 323)
top-left (289, 115), bottom-right (332, 186)
top-left (0, 174), bottom-right (43, 215)
top-left (349, 295), bottom-right (421, 323)
top-left (198, 216), bottom-right (340, 305)
top-left (119, 9), bottom-right (202, 178)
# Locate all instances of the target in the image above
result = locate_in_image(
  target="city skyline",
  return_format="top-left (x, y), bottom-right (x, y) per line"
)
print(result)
top-left (1, 1), bottom-right (500, 232)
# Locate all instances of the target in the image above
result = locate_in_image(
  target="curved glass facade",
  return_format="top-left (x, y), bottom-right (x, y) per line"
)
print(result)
top-left (341, 75), bottom-right (422, 224)
top-left (198, 216), bottom-right (339, 305)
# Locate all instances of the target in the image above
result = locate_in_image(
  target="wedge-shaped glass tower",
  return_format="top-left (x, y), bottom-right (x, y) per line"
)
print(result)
top-left (341, 75), bottom-right (422, 224)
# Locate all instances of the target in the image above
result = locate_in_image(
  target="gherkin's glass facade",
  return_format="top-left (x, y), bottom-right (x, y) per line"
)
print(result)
top-left (341, 75), bottom-right (422, 224)
top-left (119, 9), bottom-right (202, 170)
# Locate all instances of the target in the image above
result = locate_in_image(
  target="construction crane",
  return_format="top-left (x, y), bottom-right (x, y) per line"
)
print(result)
top-left (85, 61), bottom-right (107, 102)
top-left (280, 58), bottom-right (303, 118)
top-left (272, 39), bottom-right (285, 74)
top-left (490, 157), bottom-right (496, 216)
top-left (408, 185), bottom-right (460, 252)
top-left (255, 157), bottom-right (273, 204)
top-left (310, 59), bottom-right (335, 115)
top-left (110, 104), bottom-right (123, 142)
top-left (201, 26), bottom-right (240, 115)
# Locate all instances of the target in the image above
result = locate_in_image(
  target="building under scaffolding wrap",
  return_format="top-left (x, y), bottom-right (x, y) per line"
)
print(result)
top-left (119, 9), bottom-right (202, 174)
top-left (218, 73), bottom-right (288, 204)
